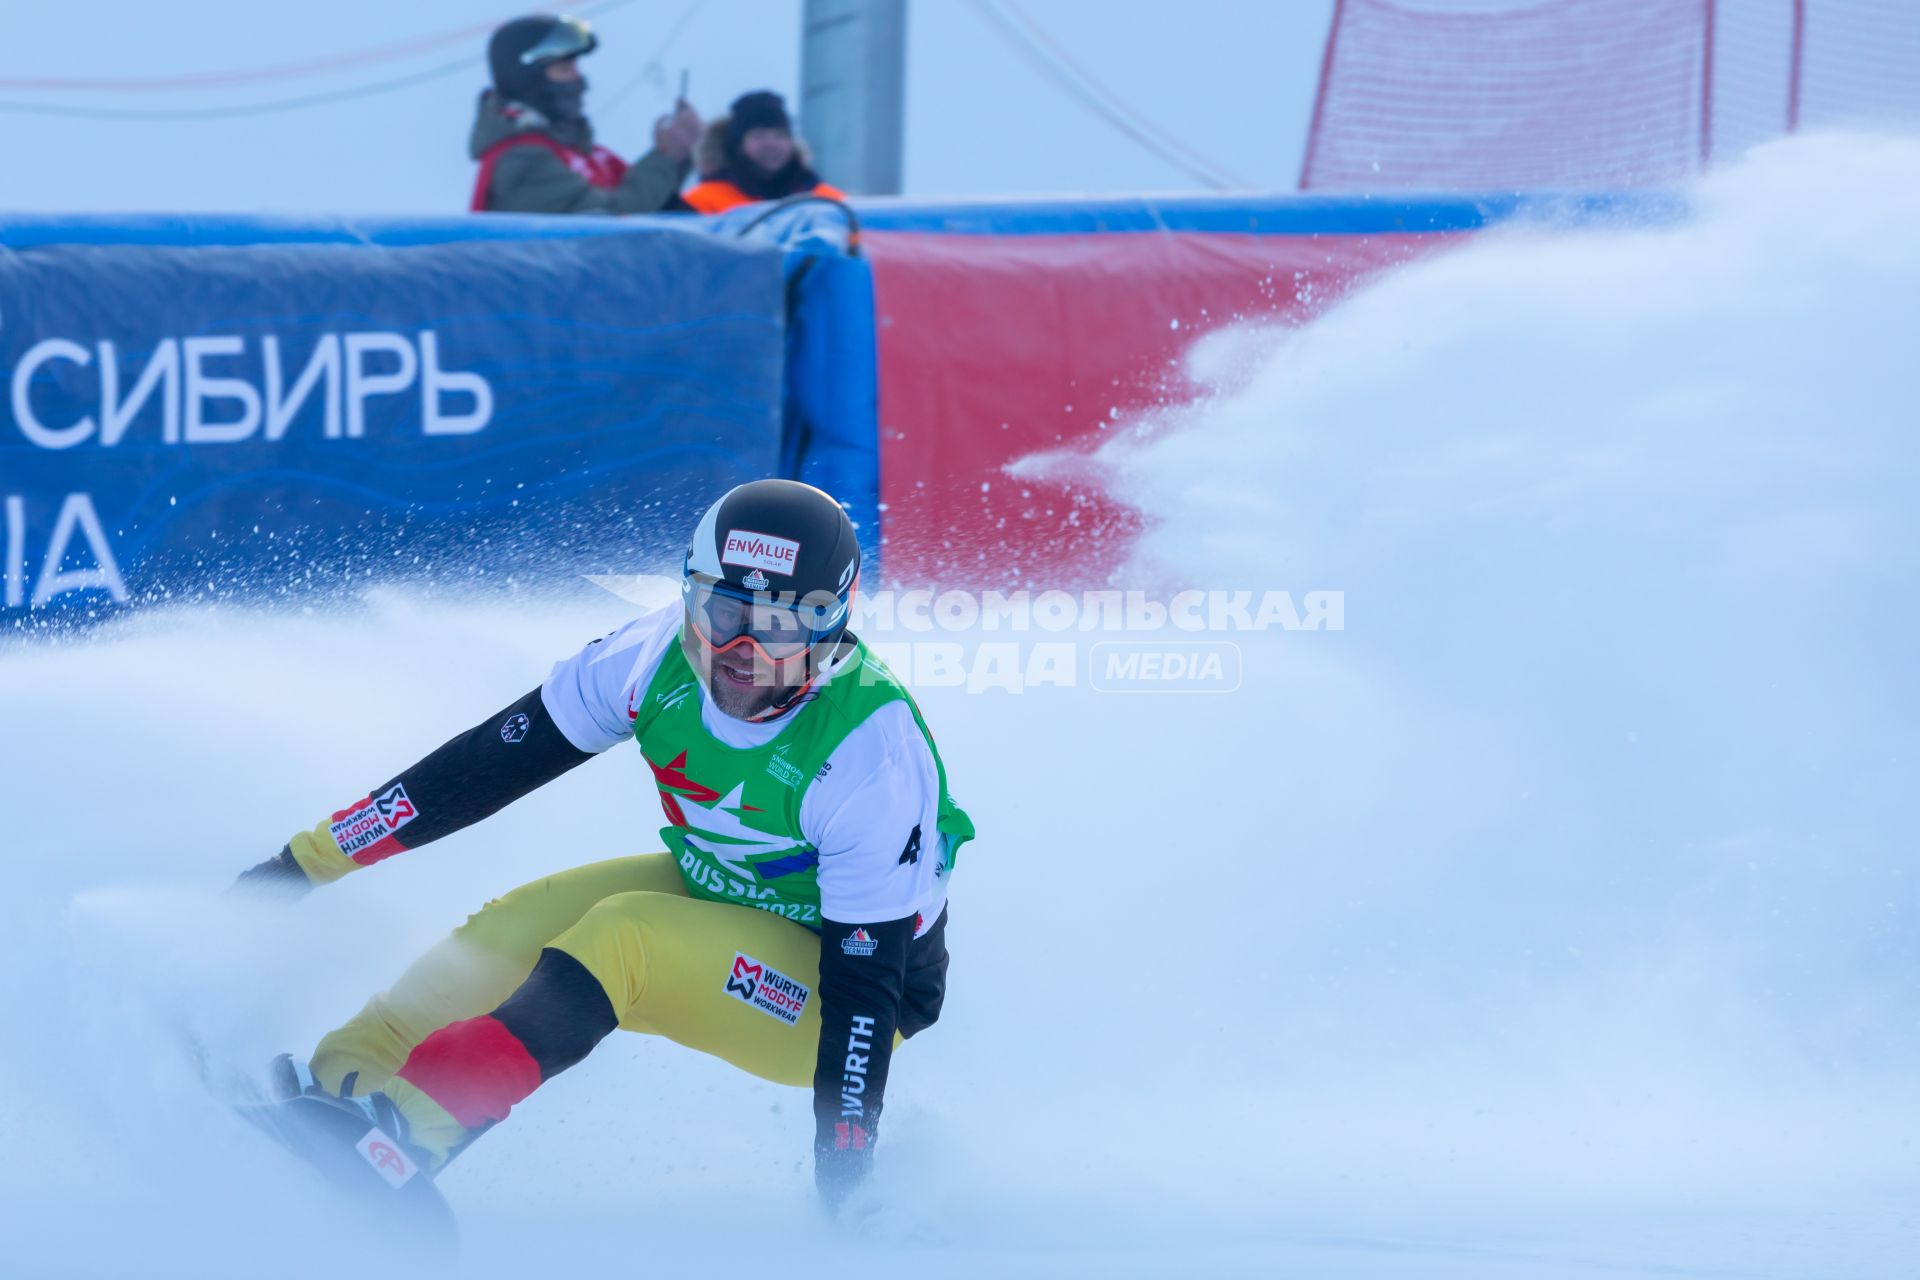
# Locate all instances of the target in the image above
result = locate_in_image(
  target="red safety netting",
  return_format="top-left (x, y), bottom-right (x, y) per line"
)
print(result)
top-left (1797, 0), bottom-right (1920, 131)
top-left (1708, 1), bottom-right (1798, 160)
top-left (1301, 0), bottom-right (1712, 191)
top-left (1303, 0), bottom-right (1920, 191)
top-left (1708, 0), bottom-right (1920, 158)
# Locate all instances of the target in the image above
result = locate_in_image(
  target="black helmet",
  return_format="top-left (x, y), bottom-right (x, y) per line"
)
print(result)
top-left (682, 480), bottom-right (861, 662)
top-left (488, 15), bottom-right (597, 120)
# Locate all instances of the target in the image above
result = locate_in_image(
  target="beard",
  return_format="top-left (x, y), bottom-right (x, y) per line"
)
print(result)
top-left (681, 627), bottom-right (802, 721)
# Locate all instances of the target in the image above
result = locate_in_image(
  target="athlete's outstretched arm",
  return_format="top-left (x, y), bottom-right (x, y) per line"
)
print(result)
top-left (235, 615), bottom-right (676, 896)
top-left (812, 914), bottom-right (916, 1210)
top-left (233, 685), bottom-right (592, 894)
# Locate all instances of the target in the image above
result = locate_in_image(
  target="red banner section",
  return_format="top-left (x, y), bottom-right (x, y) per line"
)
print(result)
top-left (867, 229), bottom-right (1451, 586)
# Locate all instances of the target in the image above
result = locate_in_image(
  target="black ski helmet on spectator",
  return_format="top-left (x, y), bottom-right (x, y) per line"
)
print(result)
top-left (488, 15), bottom-right (597, 118)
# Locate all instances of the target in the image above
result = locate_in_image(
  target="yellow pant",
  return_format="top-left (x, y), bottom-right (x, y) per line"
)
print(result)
top-left (311, 853), bottom-right (853, 1160)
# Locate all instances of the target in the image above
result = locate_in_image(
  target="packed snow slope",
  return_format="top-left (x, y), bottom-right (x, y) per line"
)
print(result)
top-left (2, 133), bottom-right (1916, 1278)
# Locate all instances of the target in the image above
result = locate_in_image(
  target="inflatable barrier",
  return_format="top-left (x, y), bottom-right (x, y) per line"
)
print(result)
top-left (850, 193), bottom-right (1669, 585)
top-left (1, 194), bottom-right (1666, 623)
top-left (1, 216), bottom-right (786, 624)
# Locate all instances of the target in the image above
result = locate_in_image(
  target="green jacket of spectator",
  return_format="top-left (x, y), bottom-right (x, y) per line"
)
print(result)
top-left (468, 90), bottom-right (689, 215)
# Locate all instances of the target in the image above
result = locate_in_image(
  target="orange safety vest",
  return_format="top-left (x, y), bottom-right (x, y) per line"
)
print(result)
top-left (683, 179), bottom-right (846, 216)
top-left (470, 134), bottom-right (628, 212)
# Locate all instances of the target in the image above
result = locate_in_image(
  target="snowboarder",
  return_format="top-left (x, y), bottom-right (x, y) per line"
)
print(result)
top-left (234, 479), bottom-right (973, 1221)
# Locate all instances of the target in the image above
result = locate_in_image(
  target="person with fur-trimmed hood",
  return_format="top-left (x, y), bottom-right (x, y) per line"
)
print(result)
top-left (684, 91), bottom-right (845, 215)
top-left (470, 14), bottom-right (702, 215)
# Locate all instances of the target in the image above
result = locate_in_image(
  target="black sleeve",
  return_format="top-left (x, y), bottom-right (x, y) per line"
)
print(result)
top-left (812, 914), bottom-right (916, 1207)
top-left (373, 685), bottom-right (594, 852)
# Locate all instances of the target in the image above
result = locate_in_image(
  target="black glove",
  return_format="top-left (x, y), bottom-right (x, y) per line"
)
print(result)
top-left (228, 845), bottom-right (312, 900)
top-left (814, 1129), bottom-right (874, 1214)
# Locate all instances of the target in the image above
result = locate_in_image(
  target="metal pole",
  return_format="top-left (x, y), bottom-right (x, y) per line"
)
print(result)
top-left (1786, 0), bottom-right (1805, 132)
top-left (1699, 0), bottom-right (1716, 169)
top-left (799, 0), bottom-right (908, 195)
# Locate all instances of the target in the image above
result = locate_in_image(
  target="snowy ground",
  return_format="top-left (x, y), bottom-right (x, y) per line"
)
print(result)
top-left (2, 133), bottom-right (1917, 1277)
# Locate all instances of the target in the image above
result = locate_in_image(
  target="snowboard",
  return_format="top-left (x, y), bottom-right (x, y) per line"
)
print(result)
top-left (183, 1033), bottom-right (459, 1250)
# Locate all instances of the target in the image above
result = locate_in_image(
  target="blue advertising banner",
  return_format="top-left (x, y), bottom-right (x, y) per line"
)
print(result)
top-left (0, 227), bottom-right (786, 625)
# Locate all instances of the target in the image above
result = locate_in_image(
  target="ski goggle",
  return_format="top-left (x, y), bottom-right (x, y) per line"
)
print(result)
top-left (682, 572), bottom-right (847, 662)
top-left (519, 17), bottom-right (597, 66)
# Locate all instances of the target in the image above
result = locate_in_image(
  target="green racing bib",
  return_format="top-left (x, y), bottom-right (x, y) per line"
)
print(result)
top-left (632, 634), bottom-right (974, 928)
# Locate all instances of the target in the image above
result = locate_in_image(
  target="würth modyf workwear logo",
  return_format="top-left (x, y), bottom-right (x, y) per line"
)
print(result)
top-left (723, 952), bottom-right (809, 1025)
top-left (327, 782), bottom-right (420, 865)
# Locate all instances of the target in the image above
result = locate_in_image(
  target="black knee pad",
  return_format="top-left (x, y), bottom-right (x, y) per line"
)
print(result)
top-left (490, 947), bottom-right (619, 1079)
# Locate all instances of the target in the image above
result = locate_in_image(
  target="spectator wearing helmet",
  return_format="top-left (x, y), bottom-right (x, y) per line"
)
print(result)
top-left (683, 91), bottom-right (845, 215)
top-left (470, 14), bottom-right (703, 215)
